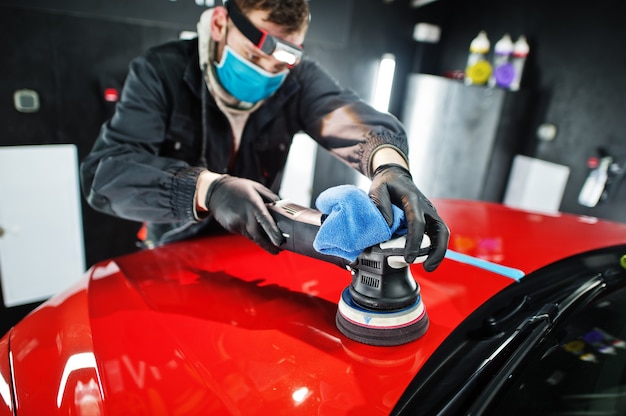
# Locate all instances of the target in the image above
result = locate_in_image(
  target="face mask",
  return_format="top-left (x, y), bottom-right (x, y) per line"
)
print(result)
top-left (215, 46), bottom-right (288, 103)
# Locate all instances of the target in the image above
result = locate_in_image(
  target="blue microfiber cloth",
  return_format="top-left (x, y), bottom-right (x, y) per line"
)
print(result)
top-left (313, 185), bottom-right (408, 262)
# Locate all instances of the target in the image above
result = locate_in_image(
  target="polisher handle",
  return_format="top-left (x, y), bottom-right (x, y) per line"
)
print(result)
top-left (267, 200), bottom-right (431, 269)
top-left (267, 200), bottom-right (351, 269)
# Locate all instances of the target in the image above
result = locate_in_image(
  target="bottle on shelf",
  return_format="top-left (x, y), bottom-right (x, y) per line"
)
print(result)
top-left (464, 31), bottom-right (492, 86)
top-left (489, 33), bottom-right (514, 89)
top-left (509, 35), bottom-right (529, 91)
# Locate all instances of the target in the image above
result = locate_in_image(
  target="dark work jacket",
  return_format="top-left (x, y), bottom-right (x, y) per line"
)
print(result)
top-left (80, 38), bottom-right (409, 246)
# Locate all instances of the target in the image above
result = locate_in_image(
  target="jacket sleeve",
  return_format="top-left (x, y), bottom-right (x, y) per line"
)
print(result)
top-left (295, 59), bottom-right (409, 177)
top-left (80, 56), bottom-right (202, 224)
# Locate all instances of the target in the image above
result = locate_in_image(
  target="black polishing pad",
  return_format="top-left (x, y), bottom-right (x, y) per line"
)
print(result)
top-left (335, 287), bottom-right (430, 347)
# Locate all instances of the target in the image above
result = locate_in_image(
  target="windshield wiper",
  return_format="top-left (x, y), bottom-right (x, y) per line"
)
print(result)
top-left (464, 275), bottom-right (606, 415)
top-left (434, 303), bottom-right (557, 415)
top-left (436, 275), bottom-right (606, 416)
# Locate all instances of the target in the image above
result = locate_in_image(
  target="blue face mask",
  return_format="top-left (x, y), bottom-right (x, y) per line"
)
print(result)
top-left (215, 46), bottom-right (288, 103)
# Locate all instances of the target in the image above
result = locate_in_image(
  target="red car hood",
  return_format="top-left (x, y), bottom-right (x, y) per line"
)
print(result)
top-left (6, 200), bottom-right (626, 415)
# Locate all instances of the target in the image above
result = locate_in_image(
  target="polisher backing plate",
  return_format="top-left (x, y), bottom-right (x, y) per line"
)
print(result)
top-left (335, 287), bottom-right (429, 346)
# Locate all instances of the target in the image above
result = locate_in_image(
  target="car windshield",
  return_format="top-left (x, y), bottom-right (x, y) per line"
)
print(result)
top-left (487, 283), bottom-right (626, 415)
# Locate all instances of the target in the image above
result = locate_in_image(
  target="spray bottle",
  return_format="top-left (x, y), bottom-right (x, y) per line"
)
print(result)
top-left (489, 33), bottom-right (514, 88)
top-left (464, 31), bottom-right (492, 86)
top-left (510, 35), bottom-right (529, 91)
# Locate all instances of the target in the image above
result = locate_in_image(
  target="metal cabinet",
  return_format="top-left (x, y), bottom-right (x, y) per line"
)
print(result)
top-left (402, 73), bottom-right (529, 202)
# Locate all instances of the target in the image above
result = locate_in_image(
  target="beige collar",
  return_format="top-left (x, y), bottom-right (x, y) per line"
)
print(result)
top-left (196, 8), bottom-right (262, 113)
top-left (197, 8), bottom-right (265, 153)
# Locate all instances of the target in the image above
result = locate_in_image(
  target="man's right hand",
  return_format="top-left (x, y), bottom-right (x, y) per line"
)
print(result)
top-left (205, 175), bottom-right (284, 253)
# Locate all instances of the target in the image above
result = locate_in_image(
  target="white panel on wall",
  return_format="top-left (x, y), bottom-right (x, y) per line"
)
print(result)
top-left (504, 154), bottom-right (571, 214)
top-left (279, 132), bottom-right (318, 207)
top-left (0, 144), bottom-right (85, 307)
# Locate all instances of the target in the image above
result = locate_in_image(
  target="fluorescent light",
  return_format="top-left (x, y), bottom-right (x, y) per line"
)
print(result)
top-left (411, 0), bottom-right (439, 7)
top-left (0, 364), bottom-right (11, 412)
top-left (292, 387), bottom-right (311, 405)
top-left (413, 23), bottom-right (441, 43)
top-left (372, 53), bottom-right (396, 112)
top-left (179, 31), bottom-right (198, 40)
top-left (57, 352), bottom-right (98, 407)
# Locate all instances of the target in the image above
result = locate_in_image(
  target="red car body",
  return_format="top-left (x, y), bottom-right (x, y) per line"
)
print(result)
top-left (2, 200), bottom-right (626, 415)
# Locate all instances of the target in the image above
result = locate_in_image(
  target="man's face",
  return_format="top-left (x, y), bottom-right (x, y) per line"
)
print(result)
top-left (222, 8), bottom-right (307, 74)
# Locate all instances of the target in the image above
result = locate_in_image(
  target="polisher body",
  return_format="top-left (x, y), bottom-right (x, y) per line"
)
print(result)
top-left (268, 201), bottom-right (430, 346)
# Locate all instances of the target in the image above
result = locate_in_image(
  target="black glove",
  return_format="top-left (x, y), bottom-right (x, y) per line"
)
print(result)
top-left (369, 163), bottom-right (450, 271)
top-left (206, 175), bottom-right (284, 254)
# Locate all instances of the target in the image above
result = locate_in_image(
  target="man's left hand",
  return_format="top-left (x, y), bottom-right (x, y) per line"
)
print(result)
top-left (368, 163), bottom-right (450, 271)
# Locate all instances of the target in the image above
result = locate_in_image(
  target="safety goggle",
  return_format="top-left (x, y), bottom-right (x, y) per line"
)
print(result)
top-left (225, 0), bottom-right (304, 67)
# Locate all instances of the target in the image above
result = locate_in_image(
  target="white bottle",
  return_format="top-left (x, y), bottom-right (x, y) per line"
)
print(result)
top-left (578, 155), bottom-right (612, 207)
top-left (510, 35), bottom-right (529, 91)
top-left (465, 31), bottom-right (492, 86)
top-left (489, 34), bottom-right (514, 88)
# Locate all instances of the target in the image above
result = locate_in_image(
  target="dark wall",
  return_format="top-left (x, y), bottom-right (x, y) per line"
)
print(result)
top-left (413, 0), bottom-right (626, 223)
top-left (0, 6), bottom-right (186, 269)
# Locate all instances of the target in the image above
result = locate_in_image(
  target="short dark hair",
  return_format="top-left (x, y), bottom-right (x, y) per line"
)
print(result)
top-left (234, 0), bottom-right (309, 33)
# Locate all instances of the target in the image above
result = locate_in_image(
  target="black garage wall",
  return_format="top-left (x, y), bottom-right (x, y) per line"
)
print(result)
top-left (0, 6), bottom-right (187, 268)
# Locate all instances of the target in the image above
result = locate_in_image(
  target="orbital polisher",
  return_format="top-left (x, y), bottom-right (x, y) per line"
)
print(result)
top-left (268, 200), bottom-right (431, 347)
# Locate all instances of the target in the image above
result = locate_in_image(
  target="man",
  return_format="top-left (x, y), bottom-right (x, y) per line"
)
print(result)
top-left (80, 0), bottom-right (449, 271)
